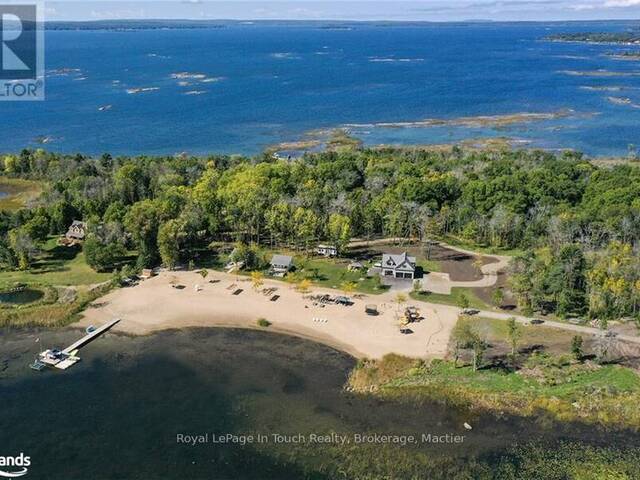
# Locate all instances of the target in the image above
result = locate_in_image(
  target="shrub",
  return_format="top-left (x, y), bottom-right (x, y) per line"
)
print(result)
top-left (257, 318), bottom-right (271, 328)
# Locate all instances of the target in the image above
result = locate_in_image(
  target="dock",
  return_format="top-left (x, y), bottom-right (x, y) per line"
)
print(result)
top-left (34, 319), bottom-right (120, 371)
top-left (62, 319), bottom-right (120, 354)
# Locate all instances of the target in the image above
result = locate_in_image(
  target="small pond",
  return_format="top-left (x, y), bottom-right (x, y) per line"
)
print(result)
top-left (0, 288), bottom-right (44, 304)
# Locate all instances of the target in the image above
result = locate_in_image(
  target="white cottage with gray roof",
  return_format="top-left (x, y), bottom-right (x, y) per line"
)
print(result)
top-left (381, 252), bottom-right (417, 280)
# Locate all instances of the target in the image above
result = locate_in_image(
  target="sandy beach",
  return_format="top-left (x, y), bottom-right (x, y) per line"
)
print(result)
top-left (78, 270), bottom-right (461, 359)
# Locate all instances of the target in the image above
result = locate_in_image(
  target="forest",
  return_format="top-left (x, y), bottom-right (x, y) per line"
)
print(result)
top-left (1, 146), bottom-right (639, 321)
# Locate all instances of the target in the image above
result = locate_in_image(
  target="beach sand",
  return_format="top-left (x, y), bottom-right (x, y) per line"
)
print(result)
top-left (78, 270), bottom-right (460, 359)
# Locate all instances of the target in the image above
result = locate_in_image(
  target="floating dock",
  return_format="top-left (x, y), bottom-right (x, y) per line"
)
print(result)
top-left (35, 319), bottom-right (120, 371)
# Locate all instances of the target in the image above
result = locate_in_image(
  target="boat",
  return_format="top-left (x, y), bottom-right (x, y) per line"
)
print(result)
top-left (29, 359), bottom-right (46, 371)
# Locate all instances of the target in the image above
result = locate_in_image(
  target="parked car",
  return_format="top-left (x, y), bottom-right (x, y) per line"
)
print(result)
top-left (530, 319), bottom-right (545, 325)
top-left (461, 308), bottom-right (480, 316)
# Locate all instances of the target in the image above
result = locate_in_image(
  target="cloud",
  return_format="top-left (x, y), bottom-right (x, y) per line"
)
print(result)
top-left (43, 0), bottom-right (640, 22)
top-left (604, 0), bottom-right (640, 6)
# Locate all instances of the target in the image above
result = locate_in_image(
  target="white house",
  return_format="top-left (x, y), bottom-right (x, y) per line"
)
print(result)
top-left (316, 244), bottom-right (338, 257)
top-left (381, 252), bottom-right (417, 280)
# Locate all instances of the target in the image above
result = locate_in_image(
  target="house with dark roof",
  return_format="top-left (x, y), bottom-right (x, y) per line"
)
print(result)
top-left (381, 252), bottom-right (417, 280)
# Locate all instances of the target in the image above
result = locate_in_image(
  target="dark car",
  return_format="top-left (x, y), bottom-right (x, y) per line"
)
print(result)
top-left (530, 319), bottom-right (545, 325)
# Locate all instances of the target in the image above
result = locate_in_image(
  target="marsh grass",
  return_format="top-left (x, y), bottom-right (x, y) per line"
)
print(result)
top-left (0, 282), bottom-right (113, 328)
top-left (349, 354), bottom-right (640, 429)
top-left (0, 177), bottom-right (43, 210)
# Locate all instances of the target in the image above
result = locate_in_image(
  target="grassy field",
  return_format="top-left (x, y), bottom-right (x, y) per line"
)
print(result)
top-left (465, 315), bottom-right (579, 350)
top-left (350, 353), bottom-right (640, 429)
top-left (208, 247), bottom-right (392, 295)
top-left (0, 237), bottom-right (121, 287)
top-left (294, 256), bottom-right (388, 294)
top-left (396, 359), bottom-right (640, 398)
top-left (436, 233), bottom-right (522, 256)
top-left (0, 177), bottom-right (43, 211)
top-left (416, 257), bottom-right (441, 273)
top-left (410, 287), bottom-right (491, 310)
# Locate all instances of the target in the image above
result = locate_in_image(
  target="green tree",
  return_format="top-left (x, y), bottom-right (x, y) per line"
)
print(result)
top-left (49, 200), bottom-right (78, 235)
top-left (492, 288), bottom-right (505, 308)
top-left (157, 219), bottom-right (184, 270)
top-left (451, 318), bottom-right (486, 371)
top-left (457, 292), bottom-right (470, 310)
top-left (506, 317), bottom-right (522, 357)
top-left (251, 271), bottom-right (264, 291)
top-left (124, 200), bottom-right (161, 268)
top-left (23, 214), bottom-right (49, 242)
top-left (327, 213), bottom-right (352, 255)
top-left (114, 163), bottom-right (146, 204)
top-left (571, 335), bottom-right (584, 362)
top-left (7, 228), bottom-right (37, 270)
top-left (83, 235), bottom-right (125, 272)
top-left (340, 281), bottom-right (357, 296)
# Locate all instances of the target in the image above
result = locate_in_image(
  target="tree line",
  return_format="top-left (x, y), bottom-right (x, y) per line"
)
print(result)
top-left (1, 146), bottom-right (640, 319)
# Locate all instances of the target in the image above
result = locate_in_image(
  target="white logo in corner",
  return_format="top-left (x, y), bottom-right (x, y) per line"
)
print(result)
top-left (0, 453), bottom-right (30, 477)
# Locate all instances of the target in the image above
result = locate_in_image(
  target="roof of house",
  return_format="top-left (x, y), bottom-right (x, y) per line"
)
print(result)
top-left (271, 254), bottom-right (293, 267)
top-left (382, 252), bottom-right (416, 271)
top-left (66, 220), bottom-right (87, 239)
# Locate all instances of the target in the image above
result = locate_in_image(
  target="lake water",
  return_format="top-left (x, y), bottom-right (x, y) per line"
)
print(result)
top-left (2, 327), bottom-right (639, 479)
top-left (2, 21), bottom-right (640, 157)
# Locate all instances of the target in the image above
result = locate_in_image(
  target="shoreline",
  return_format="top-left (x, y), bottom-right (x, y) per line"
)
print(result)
top-left (77, 269), bottom-right (462, 360)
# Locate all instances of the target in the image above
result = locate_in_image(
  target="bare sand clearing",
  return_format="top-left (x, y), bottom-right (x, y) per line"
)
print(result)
top-left (78, 270), bottom-right (460, 359)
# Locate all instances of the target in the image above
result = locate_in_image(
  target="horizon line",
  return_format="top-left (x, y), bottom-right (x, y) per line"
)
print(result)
top-left (46, 17), bottom-right (640, 23)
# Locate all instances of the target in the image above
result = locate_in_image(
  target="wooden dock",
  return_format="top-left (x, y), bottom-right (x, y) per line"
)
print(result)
top-left (35, 319), bottom-right (120, 371)
top-left (62, 318), bottom-right (120, 354)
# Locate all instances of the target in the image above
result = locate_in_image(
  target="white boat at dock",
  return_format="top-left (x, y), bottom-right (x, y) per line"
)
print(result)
top-left (33, 319), bottom-right (120, 372)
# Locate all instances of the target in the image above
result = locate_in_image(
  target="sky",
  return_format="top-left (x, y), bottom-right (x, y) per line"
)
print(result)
top-left (41, 0), bottom-right (640, 22)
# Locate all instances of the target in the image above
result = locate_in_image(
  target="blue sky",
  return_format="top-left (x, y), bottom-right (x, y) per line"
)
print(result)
top-left (44, 0), bottom-right (640, 21)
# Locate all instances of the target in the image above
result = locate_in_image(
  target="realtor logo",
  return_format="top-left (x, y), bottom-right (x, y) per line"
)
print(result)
top-left (0, 2), bottom-right (43, 100)
top-left (0, 453), bottom-right (30, 477)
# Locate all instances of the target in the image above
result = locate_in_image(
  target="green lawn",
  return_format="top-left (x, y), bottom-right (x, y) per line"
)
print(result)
top-left (410, 287), bottom-right (490, 310)
top-left (0, 237), bottom-right (120, 287)
top-left (416, 258), bottom-right (441, 273)
top-left (436, 234), bottom-right (522, 257)
top-left (465, 316), bottom-right (577, 347)
top-left (295, 257), bottom-right (388, 294)
top-left (210, 247), bottom-right (391, 295)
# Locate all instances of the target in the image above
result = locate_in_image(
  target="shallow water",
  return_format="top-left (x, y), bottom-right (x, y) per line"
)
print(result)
top-left (3, 21), bottom-right (640, 156)
top-left (0, 289), bottom-right (44, 305)
top-left (1, 327), bottom-right (639, 479)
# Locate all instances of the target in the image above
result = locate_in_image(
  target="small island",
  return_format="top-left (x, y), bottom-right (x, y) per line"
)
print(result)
top-left (546, 32), bottom-right (640, 45)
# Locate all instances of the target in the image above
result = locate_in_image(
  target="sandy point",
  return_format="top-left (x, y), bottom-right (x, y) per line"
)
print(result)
top-left (77, 270), bottom-right (460, 359)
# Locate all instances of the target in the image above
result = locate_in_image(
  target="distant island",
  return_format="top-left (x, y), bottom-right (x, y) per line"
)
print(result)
top-left (546, 32), bottom-right (640, 45)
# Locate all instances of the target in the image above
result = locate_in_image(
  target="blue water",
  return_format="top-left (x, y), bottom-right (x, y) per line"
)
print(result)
top-left (2, 21), bottom-right (640, 156)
